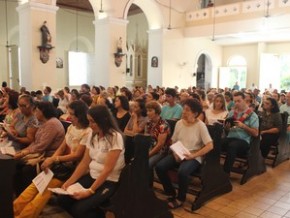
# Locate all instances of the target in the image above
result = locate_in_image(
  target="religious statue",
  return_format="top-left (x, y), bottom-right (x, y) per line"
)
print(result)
top-left (114, 37), bottom-right (125, 67)
top-left (117, 37), bottom-right (123, 53)
top-left (38, 21), bottom-right (54, 63)
top-left (40, 21), bottom-right (52, 49)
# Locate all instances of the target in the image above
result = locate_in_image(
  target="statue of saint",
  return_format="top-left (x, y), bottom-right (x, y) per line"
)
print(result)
top-left (40, 21), bottom-right (52, 48)
top-left (117, 37), bottom-right (123, 53)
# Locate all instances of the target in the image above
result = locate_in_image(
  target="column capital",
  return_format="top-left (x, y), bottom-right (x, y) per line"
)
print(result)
top-left (17, 1), bottom-right (59, 14)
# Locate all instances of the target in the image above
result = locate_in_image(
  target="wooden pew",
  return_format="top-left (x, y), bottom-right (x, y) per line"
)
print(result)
top-left (189, 123), bottom-right (232, 211)
top-left (267, 112), bottom-right (290, 167)
top-left (0, 158), bottom-right (16, 218)
top-left (155, 123), bottom-right (232, 211)
top-left (104, 134), bottom-right (173, 218)
top-left (230, 135), bottom-right (266, 185)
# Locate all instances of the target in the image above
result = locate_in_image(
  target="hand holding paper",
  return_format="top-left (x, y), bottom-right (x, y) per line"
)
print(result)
top-left (170, 141), bottom-right (190, 161)
top-left (32, 169), bottom-right (54, 194)
top-left (48, 183), bottom-right (86, 195)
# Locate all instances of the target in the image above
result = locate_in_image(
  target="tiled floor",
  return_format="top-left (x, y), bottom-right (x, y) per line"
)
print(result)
top-left (41, 160), bottom-right (290, 218)
top-left (168, 160), bottom-right (290, 218)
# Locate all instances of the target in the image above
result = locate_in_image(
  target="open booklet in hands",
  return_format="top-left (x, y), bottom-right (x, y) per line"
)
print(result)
top-left (0, 139), bottom-right (15, 156)
top-left (170, 141), bottom-right (191, 160)
top-left (48, 183), bottom-right (86, 195)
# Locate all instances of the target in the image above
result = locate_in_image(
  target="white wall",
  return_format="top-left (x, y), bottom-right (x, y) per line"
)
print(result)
top-left (56, 8), bottom-right (95, 89)
top-left (0, 1), bottom-right (19, 85)
top-left (222, 44), bottom-right (259, 89)
top-left (222, 42), bottom-right (290, 90)
top-left (162, 31), bottom-right (222, 89)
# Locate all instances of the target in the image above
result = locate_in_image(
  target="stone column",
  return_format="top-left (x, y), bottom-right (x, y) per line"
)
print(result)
top-left (17, 1), bottom-right (58, 91)
top-left (147, 28), bottom-right (164, 87)
top-left (93, 17), bottom-right (128, 87)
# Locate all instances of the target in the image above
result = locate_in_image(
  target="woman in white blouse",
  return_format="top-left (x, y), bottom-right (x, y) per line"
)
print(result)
top-left (58, 105), bottom-right (125, 218)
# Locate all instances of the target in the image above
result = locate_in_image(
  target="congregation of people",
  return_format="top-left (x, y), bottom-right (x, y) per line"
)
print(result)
top-left (0, 80), bottom-right (289, 216)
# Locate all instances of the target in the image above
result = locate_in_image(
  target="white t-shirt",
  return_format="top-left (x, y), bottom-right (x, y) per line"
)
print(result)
top-left (58, 98), bottom-right (69, 113)
top-left (65, 125), bottom-right (92, 151)
top-left (172, 119), bottom-right (212, 163)
top-left (205, 109), bottom-right (228, 125)
top-left (88, 131), bottom-right (125, 182)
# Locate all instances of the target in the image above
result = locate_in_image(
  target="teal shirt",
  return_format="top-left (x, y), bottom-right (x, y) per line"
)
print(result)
top-left (227, 110), bottom-right (259, 144)
top-left (160, 104), bottom-right (183, 120)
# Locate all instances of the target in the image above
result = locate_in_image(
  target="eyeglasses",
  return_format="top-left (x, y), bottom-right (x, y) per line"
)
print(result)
top-left (18, 104), bottom-right (29, 108)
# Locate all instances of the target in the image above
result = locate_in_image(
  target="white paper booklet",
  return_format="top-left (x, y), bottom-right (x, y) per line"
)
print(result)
top-left (32, 169), bottom-right (54, 194)
top-left (170, 141), bottom-right (191, 160)
top-left (48, 182), bottom-right (86, 195)
top-left (0, 145), bottom-right (15, 156)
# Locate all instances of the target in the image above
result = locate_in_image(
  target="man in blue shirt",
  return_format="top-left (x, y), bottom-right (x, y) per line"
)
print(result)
top-left (223, 91), bottom-right (259, 173)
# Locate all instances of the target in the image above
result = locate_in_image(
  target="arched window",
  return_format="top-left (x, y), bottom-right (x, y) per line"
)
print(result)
top-left (219, 55), bottom-right (247, 90)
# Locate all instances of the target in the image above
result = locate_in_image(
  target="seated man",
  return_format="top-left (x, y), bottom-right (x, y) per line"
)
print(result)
top-left (222, 91), bottom-right (259, 174)
top-left (160, 88), bottom-right (182, 121)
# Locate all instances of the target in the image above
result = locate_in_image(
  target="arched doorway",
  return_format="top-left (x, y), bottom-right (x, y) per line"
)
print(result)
top-left (126, 4), bottom-right (149, 88)
top-left (196, 53), bottom-right (212, 90)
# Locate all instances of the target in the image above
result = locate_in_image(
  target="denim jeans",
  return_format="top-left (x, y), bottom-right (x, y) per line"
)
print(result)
top-left (155, 154), bottom-right (200, 202)
top-left (148, 152), bottom-right (166, 187)
top-left (57, 174), bottom-right (117, 218)
top-left (222, 138), bottom-right (250, 173)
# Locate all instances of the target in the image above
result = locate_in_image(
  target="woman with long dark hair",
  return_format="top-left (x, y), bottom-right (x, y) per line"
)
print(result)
top-left (14, 100), bottom-right (91, 218)
top-left (259, 97), bottom-right (282, 158)
top-left (113, 95), bottom-right (131, 132)
top-left (58, 105), bottom-right (125, 218)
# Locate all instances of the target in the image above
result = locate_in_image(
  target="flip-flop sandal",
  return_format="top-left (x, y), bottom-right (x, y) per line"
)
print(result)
top-left (168, 199), bottom-right (183, 209)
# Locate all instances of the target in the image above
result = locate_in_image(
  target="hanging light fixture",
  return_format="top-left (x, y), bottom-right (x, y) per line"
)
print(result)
top-left (211, 4), bottom-right (216, 41)
top-left (167, 0), bottom-right (172, 30)
top-left (264, 0), bottom-right (270, 18)
top-left (5, 0), bottom-right (9, 47)
top-left (75, 7), bottom-right (79, 52)
top-left (99, 0), bottom-right (104, 13)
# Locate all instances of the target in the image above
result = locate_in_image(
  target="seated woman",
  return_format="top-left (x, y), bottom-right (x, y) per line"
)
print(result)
top-left (205, 93), bottom-right (228, 125)
top-left (113, 95), bottom-right (131, 132)
top-left (14, 102), bottom-right (65, 196)
top-left (13, 100), bottom-right (91, 218)
top-left (124, 98), bottom-right (147, 163)
top-left (58, 105), bottom-right (125, 218)
top-left (3, 90), bottom-right (20, 126)
top-left (145, 101), bottom-right (171, 185)
top-left (189, 93), bottom-right (206, 122)
top-left (4, 94), bottom-right (38, 150)
top-left (124, 98), bottom-right (147, 136)
top-left (259, 97), bottom-right (282, 158)
top-left (0, 89), bottom-right (8, 122)
top-left (60, 89), bottom-right (80, 122)
top-left (155, 99), bottom-right (213, 209)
